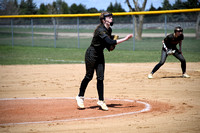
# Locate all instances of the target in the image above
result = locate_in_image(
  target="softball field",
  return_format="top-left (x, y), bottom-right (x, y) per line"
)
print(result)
top-left (0, 62), bottom-right (200, 133)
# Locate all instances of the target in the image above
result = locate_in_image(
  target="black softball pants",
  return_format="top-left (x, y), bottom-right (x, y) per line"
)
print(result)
top-left (151, 49), bottom-right (186, 74)
top-left (78, 46), bottom-right (105, 101)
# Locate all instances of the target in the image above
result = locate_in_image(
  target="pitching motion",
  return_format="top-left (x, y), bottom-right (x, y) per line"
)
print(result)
top-left (76, 12), bottom-right (133, 111)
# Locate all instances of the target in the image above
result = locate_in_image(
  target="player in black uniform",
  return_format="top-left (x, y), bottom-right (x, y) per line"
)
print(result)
top-left (76, 12), bottom-right (133, 110)
top-left (148, 26), bottom-right (190, 79)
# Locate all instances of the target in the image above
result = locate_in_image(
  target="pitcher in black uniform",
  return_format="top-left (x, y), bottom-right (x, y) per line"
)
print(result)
top-left (148, 26), bottom-right (190, 79)
top-left (76, 12), bottom-right (133, 110)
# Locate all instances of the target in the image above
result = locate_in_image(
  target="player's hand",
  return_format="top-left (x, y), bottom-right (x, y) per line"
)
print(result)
top-left (125, 34), bottom-right (133, 41)
top-left (116, 34), bottom-right (133, 45)
top-left (167, 49), bottom-right (176, 55)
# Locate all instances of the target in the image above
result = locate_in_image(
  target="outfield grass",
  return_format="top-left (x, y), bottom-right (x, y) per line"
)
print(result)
top-left (0, 33), bottom-right (199, 51)
top-left (0, 27), bottom-right (195, 33)
top-left (0, 45), bottom-right (199, 65)
top-left (0, 27), bottom-right (199, 65)
top-left (0, 27), bottom-right (197, 50)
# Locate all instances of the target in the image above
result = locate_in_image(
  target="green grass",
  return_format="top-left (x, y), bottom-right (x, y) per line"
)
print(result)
top-left (0, 46), bottom-right (85, 64)
top-left (0, 45), bottom-right (199, 65)
top-left (2, 36), bottom-right (198, 51)
top-left (0, 27), bottom-right (199, 65)
top-left (0, 27), bottom-right (195, 34)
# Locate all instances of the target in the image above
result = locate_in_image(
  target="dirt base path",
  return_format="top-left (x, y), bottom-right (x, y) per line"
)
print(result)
top-left (33, 32), bottom-right (195, 38)
top-left (0, 63), bottom-right (200, 132)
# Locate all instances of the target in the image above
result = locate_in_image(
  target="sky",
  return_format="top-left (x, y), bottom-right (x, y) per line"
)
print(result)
top-left (32, 0), bottom-right (177, 12)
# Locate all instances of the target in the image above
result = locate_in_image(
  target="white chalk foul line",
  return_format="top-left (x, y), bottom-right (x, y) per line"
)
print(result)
top-left (0, 97), bottom-right (151, 126)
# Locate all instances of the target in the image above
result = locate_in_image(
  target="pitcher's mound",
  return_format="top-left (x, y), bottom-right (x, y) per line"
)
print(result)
top-left (0, 97), bottom-right (170, 125)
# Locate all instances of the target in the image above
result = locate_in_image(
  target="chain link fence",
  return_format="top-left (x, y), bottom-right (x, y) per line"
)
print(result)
top-left (0, 12), bottom-right (199, 51)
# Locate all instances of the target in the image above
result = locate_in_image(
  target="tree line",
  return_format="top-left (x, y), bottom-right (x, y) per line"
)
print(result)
top-left (0, 0), bottom-right (199, 15)
top-left (149, 0), bottom-right (199, 11)
top-left (0, 0), bottom-right (199, 39)
top-left (0, 0), bottom-right (125, 15)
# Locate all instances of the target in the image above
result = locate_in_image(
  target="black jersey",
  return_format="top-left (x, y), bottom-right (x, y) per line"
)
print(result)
top-left (164, 33), bottom-right (184, 49)
top-left (91, 24), bottom-right (116, 52)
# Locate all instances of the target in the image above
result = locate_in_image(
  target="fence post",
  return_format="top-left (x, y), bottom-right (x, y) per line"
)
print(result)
top-left (132, 16), bottom-right (135, 51)
top-left (11, 19), bottom-right (14, 47)
top-left (77, 17), bottom-right (80, 48)
top-left (165, 14), bottom-right (167, 36)
top-left (53, 18), bottom-right (57, 48)
top-left (31, 18), bottom-right (34, 47)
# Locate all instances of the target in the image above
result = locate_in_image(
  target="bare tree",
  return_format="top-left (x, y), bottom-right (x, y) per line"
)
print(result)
top-left (47, 3), bottom-right (59, 40)
top-left (196, 12), bottom-right (200, 39)
top-left (126, 0), bottom-right (147, 40)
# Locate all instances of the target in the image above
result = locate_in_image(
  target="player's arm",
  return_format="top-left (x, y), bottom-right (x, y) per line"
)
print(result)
top-left (106, 34), bottom-right (133, 46)
top-left (104, 36), bottom-right (117, 45)
top-left (162, 38), bottom-right (175, 55)
top-left (163, 35), bottom-right (171, 51)
top-left (104, 34), bottom-right (133, 51)
top-left (116, 34), bottom-right (133, 45)
top-left (103, 36), bottom-right (117, 51)
top-left (111, 35), bottom-right (119, 40)
top-left (162, 40), bottom-right (168, 51)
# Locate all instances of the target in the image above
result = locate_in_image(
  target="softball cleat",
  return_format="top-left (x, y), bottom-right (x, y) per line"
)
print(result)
top-left (76, 96), bottom-right (85, 109)
top-left (182, 73), bottom-right (190, 78)
top-left (97, 100), bottom-right (108, 111)
top-left (148, 73), bottom-right (153, 79)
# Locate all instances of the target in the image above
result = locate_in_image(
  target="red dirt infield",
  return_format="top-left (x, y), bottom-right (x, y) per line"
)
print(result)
top-left (0, 97), bottom-right (170, 125)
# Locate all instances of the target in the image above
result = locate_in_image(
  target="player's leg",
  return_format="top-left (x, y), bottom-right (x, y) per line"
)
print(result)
top-left (96, 63), bottom-right (105, 101)
top-left (148, 49), bottom-right (167, 78)
top-left (173, 51), bottom-right (190, 78)
top-left (78, 48), bottom-right (95, 97)
top-left (76, 66), bottom-right (94, 109)
top-left (96, 56), bottom-right (108, 111)
top-left (76, 47), bottom-right (96, 109)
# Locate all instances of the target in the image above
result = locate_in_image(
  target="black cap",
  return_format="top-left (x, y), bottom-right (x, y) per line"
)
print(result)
top-left (103, 13), bottom-right (113, 19)
top-left (174, 26), bottom-right (183, 33)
